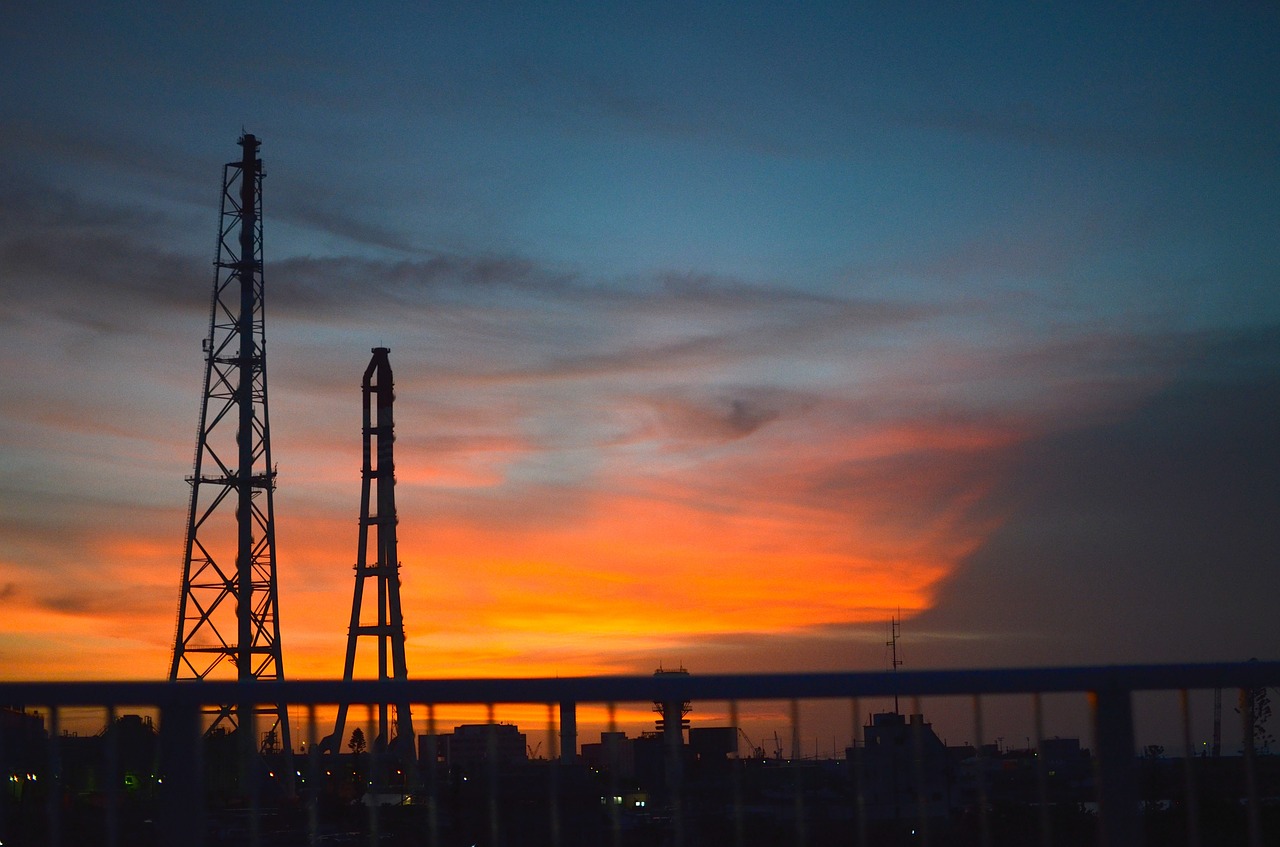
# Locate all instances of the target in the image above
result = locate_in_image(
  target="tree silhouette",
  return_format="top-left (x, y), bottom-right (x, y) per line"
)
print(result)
top-left (1237, 659), bottom-right (1275, 754)
top-left (1243, 687), bottom-right (1275, 754)
top-left (348, 727), bottom-right (367, 755)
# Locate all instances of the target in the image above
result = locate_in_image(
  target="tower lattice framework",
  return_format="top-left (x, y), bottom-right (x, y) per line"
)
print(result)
top-left (325, 347), bottom-right (413, 756)
top-left (169, 134), bottom-right (290, 753)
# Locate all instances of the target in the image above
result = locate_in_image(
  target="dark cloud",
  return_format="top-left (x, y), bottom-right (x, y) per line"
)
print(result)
top-left (38, 587), bottom-right (171, 619)
top-left (267, 254), bottom-right (933, 388)
top-left (270, 192), bottom-right (425, 255)
top-left (1, 119), bottom-right (431, 256)
top-left (269, 253), bottom-right (557, 312)
top-left (622, 390), bottom-right (794, 446)
top-left (0, 174), bottom-right (164, 232)
top-left (470, 297), bottom-right (926, 385)
top-left (725, 397), bottom-right (778, 437)
top-left (0, 176), bottom-right (206, 327)
top-left (915, 325), bottom-right (1280, 666)
top-left (0, 120), bottom-right (210, 203)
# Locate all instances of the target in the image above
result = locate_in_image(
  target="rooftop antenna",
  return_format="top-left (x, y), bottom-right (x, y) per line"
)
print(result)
top-left (887, 610), bottom-right (903, 714)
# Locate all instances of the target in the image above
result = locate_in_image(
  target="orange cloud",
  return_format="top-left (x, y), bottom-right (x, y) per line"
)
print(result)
top-left (1, 383), bottom-right (1016, 689)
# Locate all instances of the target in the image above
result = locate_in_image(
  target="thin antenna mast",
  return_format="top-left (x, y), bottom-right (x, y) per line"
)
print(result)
top-left (887, 610), bottom-right (903, 714)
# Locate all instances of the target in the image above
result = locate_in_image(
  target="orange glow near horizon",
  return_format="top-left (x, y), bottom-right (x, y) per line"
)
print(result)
top-left (0, 408), bottom-right (1013, 684)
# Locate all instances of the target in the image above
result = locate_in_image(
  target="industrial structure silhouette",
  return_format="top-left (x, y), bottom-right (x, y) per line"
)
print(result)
top-left (168, 134), bottom-right (290, 754)
top-left (322, 347), bottom-right (415, 760)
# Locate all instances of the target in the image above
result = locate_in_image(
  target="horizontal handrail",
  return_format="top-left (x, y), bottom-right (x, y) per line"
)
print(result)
top-left (2, 660), bottom-right (1277, 707)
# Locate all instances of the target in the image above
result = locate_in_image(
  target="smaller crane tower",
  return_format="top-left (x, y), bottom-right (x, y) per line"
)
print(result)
top-left (325, 348), bottom-right (414, 757)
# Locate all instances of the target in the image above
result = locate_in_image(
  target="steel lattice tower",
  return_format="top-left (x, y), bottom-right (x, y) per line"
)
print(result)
top-left (169, 134), bottom-right (290, 754)
top-left (324, 348), bottom-right (413, 756)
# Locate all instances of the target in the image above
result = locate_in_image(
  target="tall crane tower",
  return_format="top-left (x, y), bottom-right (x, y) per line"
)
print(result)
top-left (324, 348), bottom-right (414, 757)
top-left (168, 134), bottom-right (290, 754)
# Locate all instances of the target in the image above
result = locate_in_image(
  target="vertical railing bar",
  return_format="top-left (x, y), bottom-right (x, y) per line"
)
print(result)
top-left (0, 703), bottom-right (6, 842)
top-left (364, 702), bottom-right (377, 847)
top-left (427, 703), bottom-right (439, 847)
top-left (0, 704), bottom-right (5, 846)
top-left (486, 703), bottom-right (499, 847)
top-left (559, 699), bottom-right (577, 769)
top-left (659, 693), bottom-right (685, 847)
top-left (547, 702), bottom-right (561, 847)
top-left (852, 697), bottom-right (867, 847)
top-left (607, 701), bottom-right (621, 847)
top-left (284, 702), bottom-right (298, 804)
top-left (412, 702), bottom-right (425, 841)
top-left (790, 698), bottom-right (805, 847)
top-left (1178, 689), bottom-right (1201, 847)
top-left (104, 704), bottom-right (119, 847)
top-left (729, 699), bottom-right (744, 847)
top-left (1091, 684), bottom-right (1141, 847)
top-left (244, 703), bottom-right (261, 847)
top-left (46, 705), bottom-right (61, 847)
top-left (910, 695), bottom-right (930, 847)
top-left (1240, 688), bottom-right (1262, 847)
top-left (973, 694), bottom-right (991, 847)
top-left (305, 703), bottom-right (319, 847)
top-left (559, 700), bottom-right (577, 766)
top-left (159, 691), bottom-right (204, 847)
top-left (1033, 692), bottom-right (1051, 847)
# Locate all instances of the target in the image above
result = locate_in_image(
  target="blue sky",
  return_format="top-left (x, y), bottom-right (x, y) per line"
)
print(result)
top-left (1, 0), bottom-right (1278, 720)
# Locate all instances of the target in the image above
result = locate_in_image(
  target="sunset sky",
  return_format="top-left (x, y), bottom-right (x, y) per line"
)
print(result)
top-left (1, 1), bottom-right (1278, 707)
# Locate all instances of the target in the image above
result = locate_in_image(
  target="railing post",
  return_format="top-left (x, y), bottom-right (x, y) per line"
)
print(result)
top-left (45, 706), bottom-right (61, 847)
top-left (159, 693), bottom-right (205, 847)
top-left (306, 704), bottom-right (320, 847)
top-left (1091, 684), bottom-right (1141, 847)
top-left (663, 697), bottom-right (686, 847)
top-left (1032, 693), bottom-right (1051, 847)
top-left (559, 701), bottom-right (577, 765)
top-left (486, 705), bottom-right (499, 847)
top-left (104, 705), bottom-right (120, 847)
top-left (851, 698), bottom-right (867, 847)
top-left (606, 702), bottom-right (622, 847)
top-left (973, 695), bottom-right (991, 847)
top-left (1241, 688), bottom-right (1263, 847)
top-left (790, 699), bottom-right (805, 847)
top-left (427, 703), bottom-right (441, 847)
top-left (546, 703), bottom-right (561, 847)
top-left (1178, 689), bottom-right (1201, 847)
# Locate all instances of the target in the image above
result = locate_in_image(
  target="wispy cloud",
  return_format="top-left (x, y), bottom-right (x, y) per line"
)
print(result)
top-left (0, 177), bottom-right (206, 328)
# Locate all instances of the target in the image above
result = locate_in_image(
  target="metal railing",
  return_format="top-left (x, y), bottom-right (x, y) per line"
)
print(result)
top-left (1, 661), bottom-right (1277, 847)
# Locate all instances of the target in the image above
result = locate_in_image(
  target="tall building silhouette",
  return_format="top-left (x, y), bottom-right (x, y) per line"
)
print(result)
top-left (168, 134), bottom-right (290, 754)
